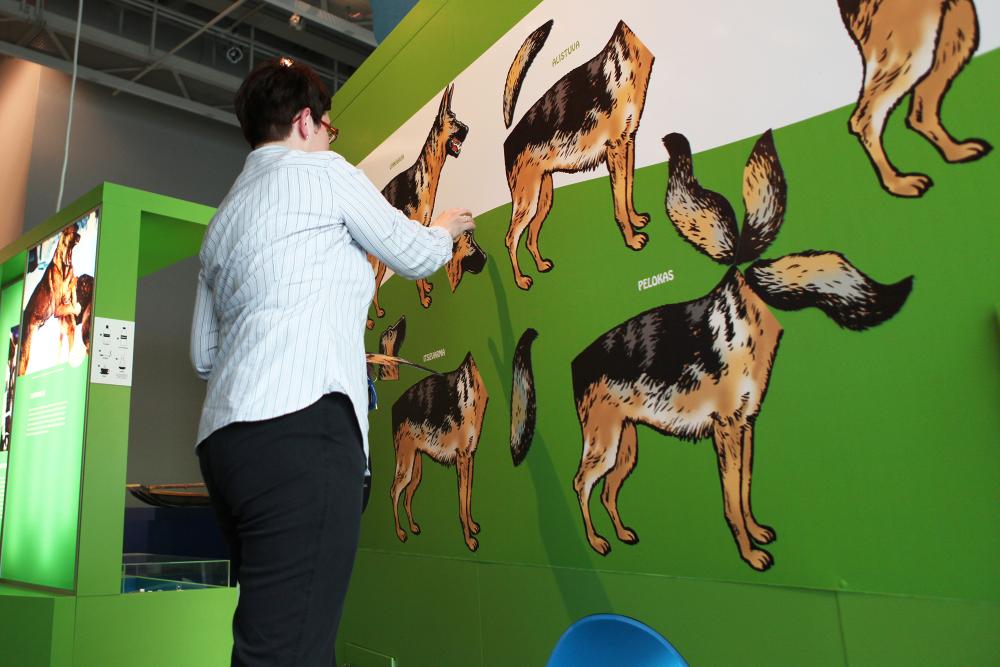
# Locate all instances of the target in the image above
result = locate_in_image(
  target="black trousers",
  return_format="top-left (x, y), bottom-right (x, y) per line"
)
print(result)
top-left (198, 393), bottom-right (366, 667)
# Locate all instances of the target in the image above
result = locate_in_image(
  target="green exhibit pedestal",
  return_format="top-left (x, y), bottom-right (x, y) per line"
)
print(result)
top-left (0, 184), bottom-right (236, 666)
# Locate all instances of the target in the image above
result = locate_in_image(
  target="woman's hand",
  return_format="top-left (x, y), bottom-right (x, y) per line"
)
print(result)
top-left (431, 208), bottom-right (476, 240)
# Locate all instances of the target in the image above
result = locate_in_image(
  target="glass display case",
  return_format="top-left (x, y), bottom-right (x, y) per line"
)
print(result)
top-left (121, 553), bottom-right (229, 594)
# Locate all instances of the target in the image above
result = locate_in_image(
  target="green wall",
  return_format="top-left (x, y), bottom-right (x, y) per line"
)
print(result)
top-left (333, 1), bottom-right (1000, 665)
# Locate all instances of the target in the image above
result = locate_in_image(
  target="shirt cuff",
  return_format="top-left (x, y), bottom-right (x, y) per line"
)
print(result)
top-left (429, 225), bottom-right (454, 260)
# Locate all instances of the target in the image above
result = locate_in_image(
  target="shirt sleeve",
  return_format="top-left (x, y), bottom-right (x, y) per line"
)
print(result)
top-left (190, 267), bottom-right (218, 381)
top-left (330, 160), bottom-right (454, 280)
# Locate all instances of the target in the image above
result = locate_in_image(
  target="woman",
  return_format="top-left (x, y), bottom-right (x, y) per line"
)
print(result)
top-left (191, 58), bottom-right (475, 666)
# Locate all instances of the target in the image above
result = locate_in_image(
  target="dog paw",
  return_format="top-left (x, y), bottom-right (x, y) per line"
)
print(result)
top-left (626, 232), bottom-right (648, 251)
top-left (589, 535), bottom-right (611, 556)
top-left (468, 519), bottom-right (480, 535)
top-left (535, 258), bottom-right (553, 273)
top-left (883, 172), bottom-right (932, 198)
top-left (425, 281), bottom-right (434, 293)
top-left (615, 527), bottom-right (639, 544)
top-left (743, 548), bottom-right (774, 571)
top-left (748, 523), bottom-right (776, 545)
top-left (366, 319), bottom-right (374, 330)
top-left (515, 275), bottom-right (533, 290)
top-left (465, 536), bottom-right (479, 552)
top-left (942, 138), bottom-right (992, 163)
top-left (420, 295), bottom-right (432, 308)
top-left (396, 529), bottom-right (408, 543)
top-left (631, 212), bottom-right (651, 229)
top-left (408, 522), bottom-right (421, 535)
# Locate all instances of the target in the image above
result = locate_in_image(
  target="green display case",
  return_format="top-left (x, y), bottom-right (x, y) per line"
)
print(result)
top-left (0, 184), bottom-right (236, 667)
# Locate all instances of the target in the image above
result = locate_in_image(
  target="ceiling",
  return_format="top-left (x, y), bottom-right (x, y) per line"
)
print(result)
top-left (0, 0), bottom-right (376, 126)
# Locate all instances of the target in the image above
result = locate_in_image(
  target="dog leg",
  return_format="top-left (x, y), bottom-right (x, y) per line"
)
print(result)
top-left (625, 137), bottom-right (650, 229)
top-left (606, 143), bottom-right (648, 249)
top-left (403, 453), bottom-right (422, 535)
top-left (526, 173), bottom-right (554, 273)
top-left (465, 448), bottom-right (479, 535)
top-left (713, 422), bottom-right (772, 571)
top-left (740, 423), bottom-right (775, 545)
top-left (456, 452), bottom-right (478, 551)
top-left (848, 3), bottom-right (938, 197)
top-left (390, 437), bottom-right (417, 542)
top-left (573, 418), bottom-right (622, 556)
top-left (416, 279), bottom-right (432, 309)
top-left (600, 422), bottom-right (639, 545)
top-left (372, 259), bottom-right (387, 318)
top-left (908, 0), bottom-right (991, 163)
top-left (17, 322), bottom-right (36, 376)
top-left (506, 167), bottom-right (543, 290)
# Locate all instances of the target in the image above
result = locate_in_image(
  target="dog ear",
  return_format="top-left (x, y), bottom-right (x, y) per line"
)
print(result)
top-left (734, 130), bottom-right (787, 264)
top-left (745, 251), bottom-right (912, 330)
top-left (439, 83), bottom-right (454, 119)
top-left (663, 132), bottom-right (739, 264)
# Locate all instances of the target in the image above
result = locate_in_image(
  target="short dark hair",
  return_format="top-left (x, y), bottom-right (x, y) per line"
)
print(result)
top-left (234, 58), bottom-right (331, 148)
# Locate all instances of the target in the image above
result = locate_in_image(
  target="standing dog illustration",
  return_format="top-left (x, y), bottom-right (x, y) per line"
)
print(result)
top-left (18, 225), bottom-right (82, 376)
top-left (838, 0), bottom-right (991, 197)
top-left (390, 352), bottom-right (488, 551)
top-left (367, 84), bottom-right (470, 328)
top-left (550, 130), bottom-right (911, 571)
top-left (502, 19), bottom-right (654, 290)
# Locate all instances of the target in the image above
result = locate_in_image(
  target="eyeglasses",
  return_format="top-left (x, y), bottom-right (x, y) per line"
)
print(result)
top-left (320, 118), bottom-right (339, 143)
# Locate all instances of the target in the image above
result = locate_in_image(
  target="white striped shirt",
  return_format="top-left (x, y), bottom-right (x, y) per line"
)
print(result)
top-left (190, 145), bottom-right (453, 461)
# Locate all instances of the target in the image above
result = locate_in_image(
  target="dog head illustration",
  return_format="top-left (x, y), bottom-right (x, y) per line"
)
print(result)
top-left (55, 224), bottom-right (81, 268)
top-left (447, 230), bottom-right (486, 291)
top-left (436, 84), bottom-right (469, 158)
top-left (378, 316), bottom-right (406, 381)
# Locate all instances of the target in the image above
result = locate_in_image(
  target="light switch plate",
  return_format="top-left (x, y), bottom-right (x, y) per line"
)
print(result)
top-left (90, 317), bottom-right (135, 386)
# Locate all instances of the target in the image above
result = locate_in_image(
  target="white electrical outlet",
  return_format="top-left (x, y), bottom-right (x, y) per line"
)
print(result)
top-left (90, 317), bottom-right (135, 386)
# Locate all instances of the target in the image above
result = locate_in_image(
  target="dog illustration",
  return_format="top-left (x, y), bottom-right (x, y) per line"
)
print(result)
top-left (838, 0), bottom-right (991, 197)
top-left (390, 352), bottom-right (489, 551)
top-left (502, 19), bottom-right (654, 290)
top-left (76, 274), bottom-right (94, 355)
top-left (367, 84), bottom-right (471, 329)
top-left (18, 225), bottom-right (82, 376)
top-left (370, 315), bottom-right (406, 381)
top-left (545, 130), bottom-right (912, 571)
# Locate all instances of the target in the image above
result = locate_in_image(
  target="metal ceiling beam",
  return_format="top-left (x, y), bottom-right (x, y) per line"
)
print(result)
top-left (0, 37), bottom-right (240, 125)
top-left (118, 0), bottom-right (248, 91)
top-left (0, 0), bottom-right (245, 91)
top-left (181, 0), bottom-right (368, 67)
top-left (258, 0), bottom-right (375, 47)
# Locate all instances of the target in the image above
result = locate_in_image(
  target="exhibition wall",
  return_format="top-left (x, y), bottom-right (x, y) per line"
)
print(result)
top-left (331, 1), bottom-right (1000, 665)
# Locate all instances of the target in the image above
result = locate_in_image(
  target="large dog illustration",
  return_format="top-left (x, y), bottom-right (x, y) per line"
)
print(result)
top-left (390, 352), bottom-right (488, 551)
top-left (502, 19), bottom-right (654, 290)
top-left (543, 131), bottom-right (911, 571)
top-left (838, 0), bottom-right (991, 197)
top-left (18, 225), bottom-right (82, 376)
top-left (367, 84), bottom-right (475, 328)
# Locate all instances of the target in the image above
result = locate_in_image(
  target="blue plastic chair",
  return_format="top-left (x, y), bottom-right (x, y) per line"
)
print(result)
top-left (546, 613), bottom-right (689, 667)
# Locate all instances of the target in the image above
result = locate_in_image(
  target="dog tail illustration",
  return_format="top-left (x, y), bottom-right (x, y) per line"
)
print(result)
top-left (504, 19), bottom-right (554, 128)
top-left (366, 353), bottom-right (440, 376)
top-left (734, 130), bottom-right (787, 264)
top-left (745, 251), bottom-right (912, 330)
top-left (510, 328), bottom-right (538, 466)
top-left (663, 132), bottom-right (739, 264)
